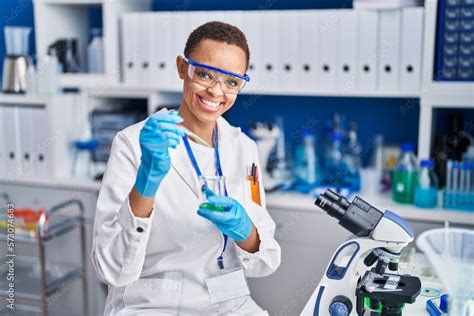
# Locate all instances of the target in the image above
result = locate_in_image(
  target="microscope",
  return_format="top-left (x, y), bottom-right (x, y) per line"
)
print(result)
top-left (301, 190), bottom-right (421, 316)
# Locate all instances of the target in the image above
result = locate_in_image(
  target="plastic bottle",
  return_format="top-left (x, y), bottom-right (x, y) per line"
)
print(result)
top-left (392, 143), bottom-right (418, 204)
top-left (87, 28), bottom-right (104, 73)
top-left (324, 132), bottom-right (349, 187)
top-left (294, 132), bottom-right (318, 186)
top-left (414, 159), bottom-right (439, 208)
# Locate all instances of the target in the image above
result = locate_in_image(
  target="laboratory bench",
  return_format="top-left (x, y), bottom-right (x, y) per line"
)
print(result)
top-left (1, 177), bottom-right (473, 315)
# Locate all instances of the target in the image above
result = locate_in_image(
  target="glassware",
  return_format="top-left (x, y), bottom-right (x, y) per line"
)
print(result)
top-left (414, 159), bottom-right (439, 208)
top-left (392, 143), bottom-right (418, 204)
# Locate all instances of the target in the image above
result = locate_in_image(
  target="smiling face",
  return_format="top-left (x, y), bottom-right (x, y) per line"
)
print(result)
top-left (177, 39), bottom-right (248, 125)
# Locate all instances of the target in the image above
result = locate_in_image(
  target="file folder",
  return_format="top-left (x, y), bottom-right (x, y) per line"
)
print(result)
top-left (298, 10), bottom-right (319, 92)
top-left (337, 10), bottom-right (358, 92)
top-left (156, 12), bottom-right (173, 89)
top-left (18, 107), bottom-right (35, 177)
top-left (139, 13), bottom-right (152, 86)
top-left (400, 7), bottom-right (423, 92)
top-left (169, 13), bottom-right (189, 90)
top-left (3, 106), bottom-right (21, 177)
top-left (318, 10), bottom-right (339, 91)
top-left (148, 13), bottom-right (160, 86)
top-left (121, 13), bottom-right (140, 85)
top-left (240, 11), bottom-right (264, 91)
top-left (356, 10), bottom-right (379, 91)
top-left (0, 107), bottom-right (6, 176)
top-left (32, 107), bottom-right (49, 178)
top-left (378, 9), bottom-right (402, 91)
top-left (262, 11), bottom-right (281, 92)
top-left (279, 10), bottom-right (299, 91)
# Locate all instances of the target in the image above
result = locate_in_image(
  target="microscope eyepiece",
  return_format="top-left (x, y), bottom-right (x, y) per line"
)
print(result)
top-left (315, 190), bottom-right (350, 220)
top-left (314, 189), bottom-right (384, 237)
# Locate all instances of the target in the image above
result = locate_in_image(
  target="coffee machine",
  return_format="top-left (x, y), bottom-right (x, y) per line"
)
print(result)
top-left (2, 26), bottom-right (32, 94)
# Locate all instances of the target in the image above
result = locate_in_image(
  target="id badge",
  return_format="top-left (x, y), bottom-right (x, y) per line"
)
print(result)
top-left (205, 267), bottom-right (250, 304)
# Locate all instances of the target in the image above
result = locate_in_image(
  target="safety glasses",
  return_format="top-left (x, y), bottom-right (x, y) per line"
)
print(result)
top-left (183, 56), bottom-right (250, 95)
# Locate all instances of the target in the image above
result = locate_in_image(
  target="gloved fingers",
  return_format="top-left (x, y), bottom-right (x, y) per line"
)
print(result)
top-left (154, 122), bottom-right (186, 137)
top-left (149, 112), bottom-right (184, 124)
top-left (145, 138), bottom-right (179, 150)
top-left (197, 207), bottom-right (229, 222)
top-left (207, 195), bottom-right (234, 208)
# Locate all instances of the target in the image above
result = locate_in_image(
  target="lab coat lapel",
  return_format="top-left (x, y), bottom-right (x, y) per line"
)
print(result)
top-left (169, 117), bottom-right (241, 199)
top-left (169, 142), bottom-right (201, 199)
top-left (216, 117), bottom-right (241, 179)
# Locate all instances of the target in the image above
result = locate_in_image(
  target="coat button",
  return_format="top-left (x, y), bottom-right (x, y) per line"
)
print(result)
top-left (137, 227), bottom-right (144, 233)
top-left (242, 258), bottom-right (250, 263)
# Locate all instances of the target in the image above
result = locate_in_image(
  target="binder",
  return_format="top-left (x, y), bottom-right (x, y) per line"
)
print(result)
top-left (261, 11), bottom-right (281, 92)
top-left (0, 107), bottom-right (6, 176)
top-left (318, 10), bottom-right (339, 91)
top-left (121, 13), bottom-right (140, 85)
top-left (279, 10), bottom-right (299, 91)
top-left (138, 13), bottom-right (152, 86)
top-left (337, 10), bottom-right (358, 92)
top-left (3, 106), bottom-right (21, 177)
top-left (240, 11), bottom-right (263, 91)
top-left (31, 107), bottom-right (49, 178)
top-left (400, 7), bottom-right (424, 92)
top-left (356, 10), bottom-right (379, 91)
top-left (148, 13), bottom-right (160, 86)
top-left (155, 12), bottom-right (173, 89)
top-left (18, 107), bottom-right (35, 177)
top-left (378, 9), bottom-right (402, 91)
top-left (169, 13), bottom-right (189, 90)
top-left (298, 10), bottom-right (319, 92)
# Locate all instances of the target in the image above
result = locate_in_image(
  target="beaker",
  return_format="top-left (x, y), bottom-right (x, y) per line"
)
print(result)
top-left (198, 175), bottom-right (227, 211)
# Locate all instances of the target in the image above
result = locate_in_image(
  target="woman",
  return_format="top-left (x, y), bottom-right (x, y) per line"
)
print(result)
top-left (91, 21), bottom-right (281, 315)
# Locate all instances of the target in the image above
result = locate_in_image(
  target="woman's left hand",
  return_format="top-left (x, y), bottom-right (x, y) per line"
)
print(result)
top-left (197, 191), bottom-right (253, 242)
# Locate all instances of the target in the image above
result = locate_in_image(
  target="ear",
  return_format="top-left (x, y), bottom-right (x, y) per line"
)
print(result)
top-left (176, 56), bottom-right (187, 80)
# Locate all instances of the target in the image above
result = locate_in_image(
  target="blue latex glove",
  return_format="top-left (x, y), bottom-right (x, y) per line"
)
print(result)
top-left (135, 111), bottom-right (185, 197)
top-left (197, 189), bottom-right (253, 242)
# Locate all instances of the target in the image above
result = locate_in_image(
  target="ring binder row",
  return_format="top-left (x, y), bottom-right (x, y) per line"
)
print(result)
top-left (435, 0), bottom-right (474, 81)
top-left (0, 96), bottom-right (77, 179)
top-left (120, 8), bottom-right (425, 94)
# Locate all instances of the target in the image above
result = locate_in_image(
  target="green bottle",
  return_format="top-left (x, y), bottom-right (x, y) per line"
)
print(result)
top-left (392, 143), bottom-right (418, 204)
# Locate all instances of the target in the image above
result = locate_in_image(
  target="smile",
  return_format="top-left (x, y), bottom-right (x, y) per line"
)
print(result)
top-left (197, 96), bottom-right (223, 112)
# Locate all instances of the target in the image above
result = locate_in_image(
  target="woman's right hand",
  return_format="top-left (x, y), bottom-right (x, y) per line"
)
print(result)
top-left (134, 111), bottom-right (185, 197)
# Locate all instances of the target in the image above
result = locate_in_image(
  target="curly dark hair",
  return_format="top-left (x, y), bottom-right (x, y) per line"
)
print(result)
top-left (184, 21), bottom-right (250, 69)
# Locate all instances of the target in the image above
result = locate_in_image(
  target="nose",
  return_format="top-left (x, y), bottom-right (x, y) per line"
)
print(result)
top-left (206, 79), bottom-right (225, 97)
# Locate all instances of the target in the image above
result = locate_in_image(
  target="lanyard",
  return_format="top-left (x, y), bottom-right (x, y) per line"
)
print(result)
top-left (182, 127), bottom-right (228, 269)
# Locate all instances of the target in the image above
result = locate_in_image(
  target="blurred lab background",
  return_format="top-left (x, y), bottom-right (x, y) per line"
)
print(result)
top-left (0, 0), bottom-right (473, 314)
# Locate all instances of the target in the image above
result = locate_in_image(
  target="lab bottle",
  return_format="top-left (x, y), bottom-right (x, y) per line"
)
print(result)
top-left (87, 28), bottom-right (104, 73)
top-left (294, 132), bottom-right (318, 186)
top-left (324, 132), bottom-right (349, 186)
top-left (414, 159), bottom-right (439, 208)
top-left (392, 143), bottom-right (418, 204)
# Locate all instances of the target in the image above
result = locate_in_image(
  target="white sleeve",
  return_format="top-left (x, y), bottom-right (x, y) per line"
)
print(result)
top-left (236, 142), bottom-right (281, 278)
top-left (90, 131), bottom-right (155, 287)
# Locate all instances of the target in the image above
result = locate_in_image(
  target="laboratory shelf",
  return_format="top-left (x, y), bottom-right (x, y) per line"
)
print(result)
top-left (0, 176), bottom-right (102, 192)
top-left (266, 191), bottom-right (474, 226)
top-left (154, 86), bottom-right (421, 99)
top-left (0, 215), bottom-right (82, 243)
top-left (0, 257), bottom-right (84, 301)
top-left (0, 308), bottom-right (84, 316)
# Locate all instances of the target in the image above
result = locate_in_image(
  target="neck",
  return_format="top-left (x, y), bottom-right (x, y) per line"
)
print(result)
top-left (178, 106), bottom-right (216, 148)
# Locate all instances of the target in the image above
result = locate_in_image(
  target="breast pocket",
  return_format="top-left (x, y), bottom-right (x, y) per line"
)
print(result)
top-left (122, 272), bottom-right (183, 313)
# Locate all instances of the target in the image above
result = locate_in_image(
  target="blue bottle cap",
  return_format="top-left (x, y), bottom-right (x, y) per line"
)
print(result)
top-left (401, 143), bottom-right (415, 153)
top-left (461, 161), bottom-right (472, 170)
top-left (420, 159), bottom-right (434, 169)
top-left (452, 161), bottom-right (459, 168)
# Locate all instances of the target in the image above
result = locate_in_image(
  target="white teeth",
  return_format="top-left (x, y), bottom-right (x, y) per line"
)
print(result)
top-left (199, 96), bottom-right (220, 108)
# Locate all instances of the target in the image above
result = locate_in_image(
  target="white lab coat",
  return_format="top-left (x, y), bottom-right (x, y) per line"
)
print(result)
top-left (91, 111), bottom-right (281, 315)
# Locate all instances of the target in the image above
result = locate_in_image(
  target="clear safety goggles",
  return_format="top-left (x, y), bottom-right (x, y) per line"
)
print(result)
top-left (183, 56), bottom-right (250, 95)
